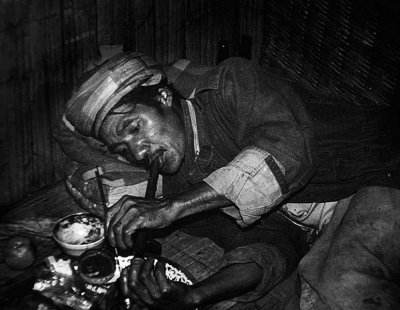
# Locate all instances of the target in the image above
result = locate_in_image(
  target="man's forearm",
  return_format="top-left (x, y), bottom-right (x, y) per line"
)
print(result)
top-left (168, 181), bottom-right (233, 220)
top-left (187, 262), bottom-right (263, 308)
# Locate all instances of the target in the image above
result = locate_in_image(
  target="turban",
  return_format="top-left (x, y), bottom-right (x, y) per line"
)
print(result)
top-left (64, 52), bottom-right (165, 137)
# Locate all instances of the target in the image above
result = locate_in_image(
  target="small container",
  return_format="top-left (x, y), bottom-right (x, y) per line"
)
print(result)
top-left (52, 212), bottom-right (105, 257)
top-left (78, 249), bottom-right (116, 285)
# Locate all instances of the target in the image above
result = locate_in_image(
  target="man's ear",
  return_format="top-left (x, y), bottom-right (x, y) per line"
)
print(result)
top-left (157, 87), bottom-right (173, 107)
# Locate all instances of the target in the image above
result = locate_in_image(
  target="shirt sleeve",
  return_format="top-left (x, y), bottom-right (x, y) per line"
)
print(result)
top-left (202, 58), bottom-right (316, 226)
top-left (204, 147), bottom-right (287, 227)
top-left (218, 243), bottom-right (287, 303)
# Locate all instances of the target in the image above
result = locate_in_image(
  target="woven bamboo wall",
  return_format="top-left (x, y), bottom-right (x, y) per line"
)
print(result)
top-left (95, 0), bottom-right (251, 65)
top-left (0, 0), bottom-right (99, 209)
top-left (0, 0), bottom-right (264, 208)
top-left (261, 0), bottom-right (400, 107)
top-left (239, 0), bottom-right (264, 62)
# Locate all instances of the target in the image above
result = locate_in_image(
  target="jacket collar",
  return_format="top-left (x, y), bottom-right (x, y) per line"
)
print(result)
top-left (193, 65), bottom-right (220, 94)
top-left (180, 99), bottom-right (213, 167)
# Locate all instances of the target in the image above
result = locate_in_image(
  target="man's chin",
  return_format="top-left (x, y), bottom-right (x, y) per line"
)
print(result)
top-left (159, 159), bottom-right (182, 175)
top-left (159, 165), bottom-right (178, 175)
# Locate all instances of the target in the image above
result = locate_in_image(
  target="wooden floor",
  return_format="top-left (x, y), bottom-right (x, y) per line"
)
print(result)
top-left (0, 182), bottom-right (297, 310)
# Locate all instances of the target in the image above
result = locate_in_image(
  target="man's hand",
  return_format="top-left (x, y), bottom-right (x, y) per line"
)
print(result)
top-left (106, 195), bottom-right (176, 250)
top-left (119, 256), bottom-right (264, 309)
top-left (119, 258), bottom-right (197, 310)
top-left (106, 182), bottom-right (232, 250)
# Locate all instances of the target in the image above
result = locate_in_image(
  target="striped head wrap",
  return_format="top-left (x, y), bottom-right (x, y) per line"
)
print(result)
top-left (64, 52), bottom-right (165, 137)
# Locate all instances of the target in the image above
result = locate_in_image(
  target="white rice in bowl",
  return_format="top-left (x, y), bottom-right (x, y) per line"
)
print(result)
top-left (55, 214), bottom-right (104, 245)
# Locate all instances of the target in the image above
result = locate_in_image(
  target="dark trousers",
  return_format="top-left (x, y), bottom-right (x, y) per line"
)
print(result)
top-left (178, 210), bottom-right (310, 278)
top-left (299, 186), bottom-right (400, 310)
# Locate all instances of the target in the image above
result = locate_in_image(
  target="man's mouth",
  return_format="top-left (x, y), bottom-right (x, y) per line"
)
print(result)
top-left (146, 149), bottom-right (165, 169)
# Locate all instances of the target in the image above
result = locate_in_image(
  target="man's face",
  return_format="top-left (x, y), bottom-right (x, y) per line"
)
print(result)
top-left (99, 102), bottom-right (186, 174)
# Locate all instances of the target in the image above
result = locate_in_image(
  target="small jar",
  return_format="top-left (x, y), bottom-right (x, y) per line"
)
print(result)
top-left (78, 249), bottom-right (116, 285)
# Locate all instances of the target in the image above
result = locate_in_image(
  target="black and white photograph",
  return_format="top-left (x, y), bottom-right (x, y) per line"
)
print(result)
top-left (1, 1), bottom-right (399, 309)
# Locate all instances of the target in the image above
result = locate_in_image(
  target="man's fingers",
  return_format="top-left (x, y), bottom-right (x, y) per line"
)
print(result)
top-left (139, 258), bottom-right (162, 299)
top-left (107, 197), bottom-right (135, 248)
top-left (154, 259), bottom-right (169, 294)
top-left (106, 195), bottom-right (130, 228)
top-left (111, 211), bottom-right (130, 250)
top-left (127, 292), bottom-right (145, 309)
top-left (119, 268), bottom-right (148, 309)
top-left (119, 267), bottom-right (130, 297)
top-left (119, 205), bottom-right (162, 249)
top-left (121, 258), bottom-right (151, 310)
top-left (129, 304), bottom-right (141, 310)
top-left (105, 203), bottom-right (123, 244)
top-left (127, 258), bottom-right (154, 306)
top-left (106, 195), bottom-right (131, 246)
top-left (121, 209), bottom-right (144, 249)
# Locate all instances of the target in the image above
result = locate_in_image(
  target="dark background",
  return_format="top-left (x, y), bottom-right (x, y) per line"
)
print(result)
top-left (1, 0), bottom-right (399, 210)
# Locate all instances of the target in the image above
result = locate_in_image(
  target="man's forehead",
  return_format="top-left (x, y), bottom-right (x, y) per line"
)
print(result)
top-left (109, 102), bottom-right (137, 114)
top-left (99, 113), bottom-right (123, 142)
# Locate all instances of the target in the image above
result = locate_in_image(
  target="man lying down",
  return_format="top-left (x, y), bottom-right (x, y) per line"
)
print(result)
top-left (55, 52), bottom-right (400, 310)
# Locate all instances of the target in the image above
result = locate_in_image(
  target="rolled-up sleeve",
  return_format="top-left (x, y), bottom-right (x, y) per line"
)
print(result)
top-left (200, 58), bottom-right (316, 226)
top-left (204, 147), bottom-right (287, 227)
top-left (218, 243), bottom-right (287, 303)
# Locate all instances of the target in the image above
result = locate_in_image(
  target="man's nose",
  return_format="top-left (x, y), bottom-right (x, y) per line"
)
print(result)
top-left (129, 140), bottom-right (149, 162)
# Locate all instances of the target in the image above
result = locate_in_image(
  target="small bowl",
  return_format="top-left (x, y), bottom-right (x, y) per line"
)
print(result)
top-left (78, 249), bottom-right (116, 284)
top-left (53, 212), bottom-right (105, 257)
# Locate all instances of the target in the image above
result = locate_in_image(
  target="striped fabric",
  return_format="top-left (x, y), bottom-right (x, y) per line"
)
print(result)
top-left (64, 52), bottom-right (165, 137)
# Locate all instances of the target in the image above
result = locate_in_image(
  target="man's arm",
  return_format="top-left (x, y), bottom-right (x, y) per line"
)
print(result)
top-left (201, 58), bottom-right (317, 227)
top-left (106, 182), bottom-right (230, 250)
top-left (189, 262), bottom-right (263, 306)
top-left (189, 242), bottom-right (287, 306)
top-left (121, 235), bottom-right (290, 309)
top-left (121, 240), bottom-right (288, 309)
top-left (120, 258), bottom-right (262, 309)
